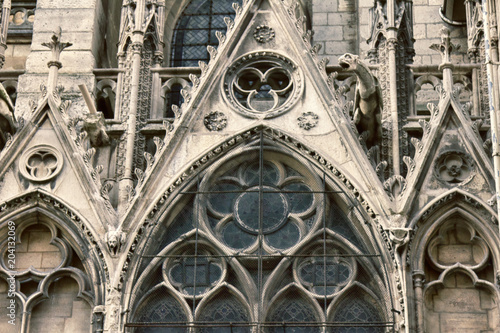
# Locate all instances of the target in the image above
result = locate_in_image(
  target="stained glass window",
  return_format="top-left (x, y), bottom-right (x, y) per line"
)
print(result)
top-left (134, 293), bottom-right (188, 332)
top-left (171, 0), bottom-right (243, 67)
top-left (197, 295), bottom-right (250, 333)
top-left (128, 134), bottom-right (394, 332)
top-left (332, 297), bottom-right (384, 333)
top-left (267, 295), bottom-right (321, 333)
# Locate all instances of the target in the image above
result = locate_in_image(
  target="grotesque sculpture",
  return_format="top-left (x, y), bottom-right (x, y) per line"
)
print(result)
top-left (338, 53), bottom-right (382, 147)
top-left (105, 229), bottom-right (126, 256)
top-left (0, 83), bottom-right (16, 149)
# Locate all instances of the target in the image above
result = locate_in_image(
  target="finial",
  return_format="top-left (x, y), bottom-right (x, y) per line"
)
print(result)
top-left (429, 27), bottom-right (460, 65)
top-left (41, 27), bottom-right (73, 69)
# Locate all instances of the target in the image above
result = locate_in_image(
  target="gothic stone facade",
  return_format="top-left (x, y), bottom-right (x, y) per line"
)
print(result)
top-left (0, 0), bottom-right (499, 332)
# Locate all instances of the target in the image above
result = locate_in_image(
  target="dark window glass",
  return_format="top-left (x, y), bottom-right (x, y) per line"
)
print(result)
top-left (171, 0), bottom-right (242, 67)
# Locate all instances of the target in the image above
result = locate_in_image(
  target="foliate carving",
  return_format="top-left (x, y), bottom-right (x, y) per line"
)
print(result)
top-left (204, 111), bottom-right (227, 131)
top-left (215, 30), bottom-right (226, 45)
top-left (297, 112), bottom-right (318, 130)
top-left (429, 27), bottom-right (460, 64)
top-left (253, 25), bottom-right (275, 43)
top-left (232, 2), bottom-right (242, 16)
top-left (207, 45), bottom-right (217, 59)
top-left (198, 61), bottom-right (209, 77)
top-left (224, 17), bottom-right (234, 31)
top-left (104, 288), bottom-right (121, 332)
top-left (222, 52), bottom-right (303, 119)
top-left (384, 175), bottom-right (406, 199)
top-left (434, 151), bottom-right (475, 185)
top-left (411, 137), bottom-right (423, 154)
top-left (105, 230), bottom-right (126, 256)
top-left (403, 156), bottom-right (415, 176)
top-left (189, 73), bottom-right (200, 89)
top-left (19, 145), bottom-right (63, 182)
top-left (418, 119), bottom-right (431, 136)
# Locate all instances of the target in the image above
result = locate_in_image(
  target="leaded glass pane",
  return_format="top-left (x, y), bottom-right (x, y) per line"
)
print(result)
top-left (171, 0), bottom-right (243, 67)
top-left (332, 297), bottom-right (384, 333)
top-left (267, 295), bottom-right (320, 333)
top-left (203, 156), bottom-right (320, 252)
top-left (167, 253), bottom-right (223, 297)
top-left (197, 295), bottom-right (250, 332)
top-left (135, 295), bottom-right (187, 333)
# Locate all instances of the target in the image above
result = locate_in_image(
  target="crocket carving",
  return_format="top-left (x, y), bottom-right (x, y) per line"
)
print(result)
top-left (338, 53), bottom-right (382, 148)
top-left (0, 83), bottom-right (16, 149)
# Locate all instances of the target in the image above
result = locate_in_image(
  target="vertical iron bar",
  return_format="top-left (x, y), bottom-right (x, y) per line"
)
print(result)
top-left (258, 129), bottom-right (264, 331)
top-left (192, 173), bottom-right (201, 315)
top-left (322, 171), bottom-right (328, 319)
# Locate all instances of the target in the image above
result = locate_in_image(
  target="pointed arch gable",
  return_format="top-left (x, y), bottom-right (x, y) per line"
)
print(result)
top-left (121, 126), bottom-right (391, 289)
top-left (409, 188), bottom-right (497, 229)
top-left (121, 126), bottom-right (399, 331)
top-left (0, 190), bottom-right (109, 303)
top-left (410, 204), bottom-right (500, 273)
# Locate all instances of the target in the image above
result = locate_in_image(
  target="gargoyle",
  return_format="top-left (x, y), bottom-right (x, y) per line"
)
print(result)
top-left (338, 53), bottom-right (382, 147)
top-left (0, 83), bottom-right (16, 149)
top-left (105, 229), bottom-right (126, 256)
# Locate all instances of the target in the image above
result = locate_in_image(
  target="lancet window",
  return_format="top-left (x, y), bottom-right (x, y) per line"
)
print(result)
top-left (127, 135), bottom-right (396, 332)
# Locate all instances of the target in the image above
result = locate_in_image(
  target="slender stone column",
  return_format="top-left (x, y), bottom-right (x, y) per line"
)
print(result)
top-left (412, 270), bottom-right (425, 333)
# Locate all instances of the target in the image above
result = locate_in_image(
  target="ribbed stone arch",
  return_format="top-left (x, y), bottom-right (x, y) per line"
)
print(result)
top-left (410, 198), bottom-right (500, 333)
top-left (0, 192), bottom-right (107, 332)
top-left (123, 127), bottom-right (398, 331)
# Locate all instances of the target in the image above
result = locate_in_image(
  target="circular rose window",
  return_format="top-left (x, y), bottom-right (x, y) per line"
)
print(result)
top-left (200, 150), bottom-right (323, 254)
top-left (222, 52), bottom-right (304, 118)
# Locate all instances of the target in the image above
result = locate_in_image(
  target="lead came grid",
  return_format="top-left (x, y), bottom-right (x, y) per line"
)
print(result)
top-left (127, 131), bottom-right (395, 332)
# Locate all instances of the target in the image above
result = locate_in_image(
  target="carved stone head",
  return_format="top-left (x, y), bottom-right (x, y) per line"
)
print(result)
top-left (338, 53), bottom-right (360, 72)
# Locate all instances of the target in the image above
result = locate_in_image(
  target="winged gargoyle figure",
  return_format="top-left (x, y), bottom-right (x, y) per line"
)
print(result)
top-left (0, 83), bottom-right (16, 149)
top-left (338, 53), bottom-right (382, 148)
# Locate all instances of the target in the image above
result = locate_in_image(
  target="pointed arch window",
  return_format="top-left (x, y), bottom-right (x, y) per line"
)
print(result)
top-left (171, 0), bottom-right (242, 67)
top-left (127, 132), bottom-right (396, 332)
top-left (0, 212), bottom-right (97, 333)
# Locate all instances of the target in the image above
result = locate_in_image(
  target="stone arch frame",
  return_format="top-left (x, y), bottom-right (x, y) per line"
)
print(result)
top-left (409, 193), bottom-right (500, 333)
top-left (0, 190), bottom-right (108, 308)
top-left (122, 126), bottom-right (399, 331)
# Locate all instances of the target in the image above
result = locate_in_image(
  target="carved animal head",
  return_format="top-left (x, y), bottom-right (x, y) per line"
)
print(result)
top-left (338, 53), bottom-right (360, 72)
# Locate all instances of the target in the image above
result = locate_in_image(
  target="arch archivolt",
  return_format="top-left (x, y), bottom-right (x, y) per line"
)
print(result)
top-left (123, 127), bottom-right (398, 330)
top-left (0, 192), bottom-right (107, 332)
top-left (409, 195), bottom-right (500, 333)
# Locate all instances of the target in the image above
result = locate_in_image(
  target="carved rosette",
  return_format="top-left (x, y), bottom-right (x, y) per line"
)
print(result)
top-left (253, 25), bottom-right (275, 43)
top-left (434, 151), bottom-right (475, 185)
top-left (204, 111), bottom-right (228, 131)
top-left (297, 112), bottom-right (319, 130)
top-left (19, 145), bottom-right (63, 182)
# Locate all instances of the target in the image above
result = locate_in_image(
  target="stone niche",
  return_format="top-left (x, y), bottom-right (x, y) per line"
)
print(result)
top-left (423, 220), bottom-right (499, 333)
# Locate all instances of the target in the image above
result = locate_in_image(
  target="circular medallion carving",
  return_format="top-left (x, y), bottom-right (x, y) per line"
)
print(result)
top-left (253, 25), bottom-right (275, 43)
top-left (19, 145), bottom-right (63, 182)
top-left (222, 52), bottom-right (304, 119)
top-left (204, 111), bottom-right (227, 131)
top-left (434, 151), bottom-right (474, 185)
top-left (298, 112), bottom-right (319, 130)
